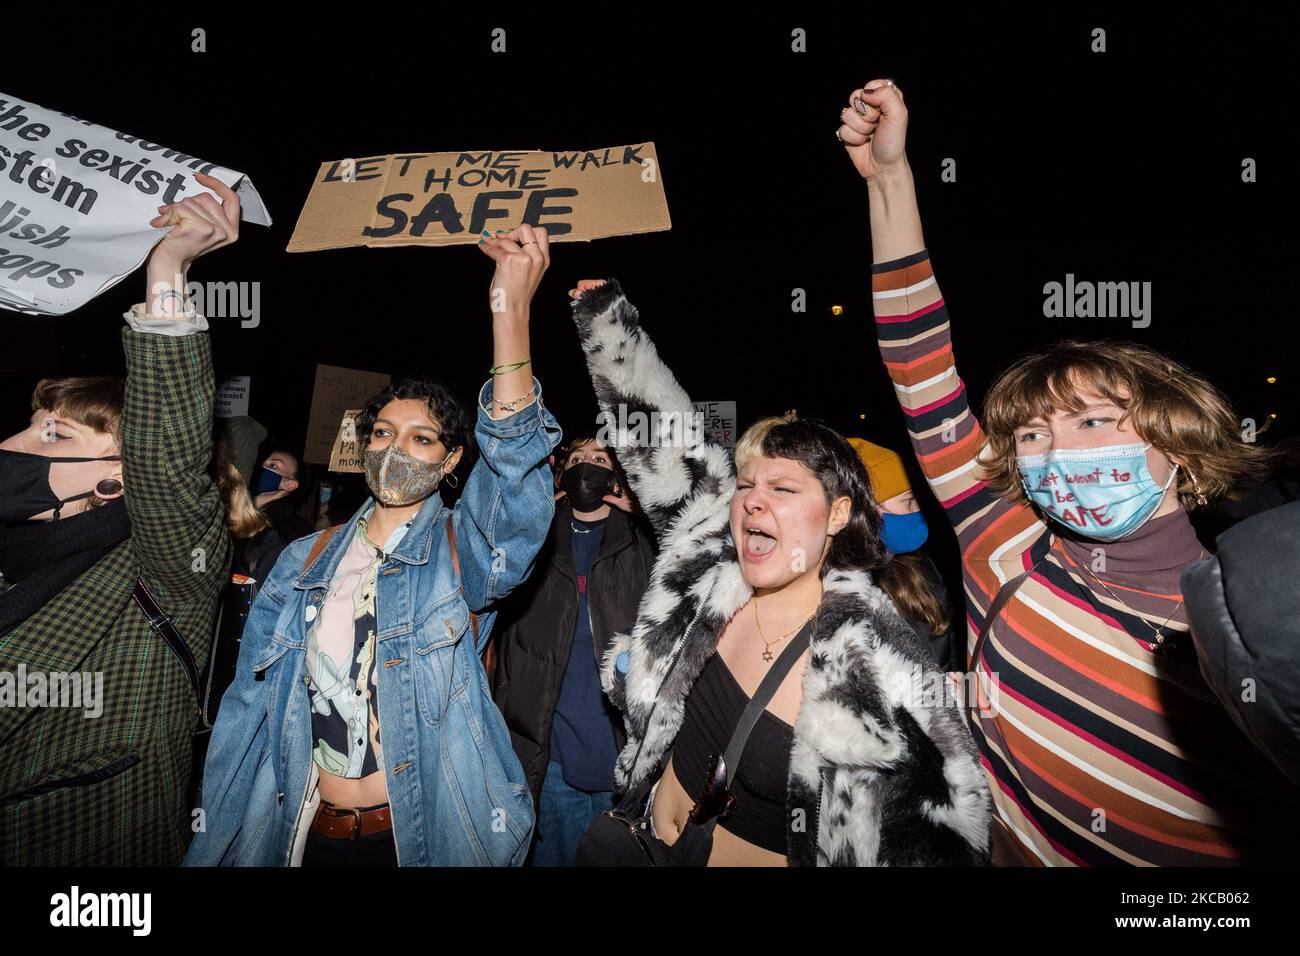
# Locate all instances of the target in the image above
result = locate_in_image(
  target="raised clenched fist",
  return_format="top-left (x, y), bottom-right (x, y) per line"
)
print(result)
top-left (838, 79), bottom-right (909, 182)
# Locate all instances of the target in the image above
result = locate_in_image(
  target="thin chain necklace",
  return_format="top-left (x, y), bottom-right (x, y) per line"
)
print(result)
top-left (1075, 545), bottom-right (1205, 647)
top-left (753, 598), bottom-right (812, 663)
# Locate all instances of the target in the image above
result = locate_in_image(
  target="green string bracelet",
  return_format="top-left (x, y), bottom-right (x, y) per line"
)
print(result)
top-left (489, 358), bottom-right (531, 376)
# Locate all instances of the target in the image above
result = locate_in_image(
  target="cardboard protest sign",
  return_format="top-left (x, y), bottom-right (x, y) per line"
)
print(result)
top-left (304, 364), bottom-right (390, 465)
top-left (693, 400), bottom-right (737, 447)
top-left (287, 144), bottom-right (669, 252)
top-left (0, 92), bottom-right (271, 316)
top-left (215, 376), bottom-right (251, 418)
top-left (327, 409), bottom-right (365, 473)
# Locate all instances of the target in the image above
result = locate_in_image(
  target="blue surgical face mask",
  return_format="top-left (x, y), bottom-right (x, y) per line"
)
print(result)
top-left (254, 466), bottom-right (285, 497)
top-left (1016, 441), bottom-right (1178, 542)
top-left (319, 485), bottom-right (333, 505)
top-left (880, 510), bottom-right (929, 554)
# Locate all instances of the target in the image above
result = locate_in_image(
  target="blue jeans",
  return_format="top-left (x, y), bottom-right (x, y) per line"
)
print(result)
top-left (528, 760), bottom-right (614, 867)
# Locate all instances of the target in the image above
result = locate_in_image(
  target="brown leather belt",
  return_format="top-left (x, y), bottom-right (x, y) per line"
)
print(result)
top-left (311, 800), bottom-right (393, 840)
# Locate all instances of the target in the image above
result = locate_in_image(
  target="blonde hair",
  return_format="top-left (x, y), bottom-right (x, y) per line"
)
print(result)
top-left (980, 340), bottom-right (1280, 510)
top-left (212, 439), bottom-right (270, 540)
top-left (734, 414), bottom-right (794, 473)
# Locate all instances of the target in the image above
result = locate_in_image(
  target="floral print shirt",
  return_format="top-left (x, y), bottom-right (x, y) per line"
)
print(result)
top-left (304, 516), bottom-right (410, 778)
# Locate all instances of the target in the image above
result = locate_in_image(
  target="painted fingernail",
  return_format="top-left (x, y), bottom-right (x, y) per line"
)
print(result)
top-left (481, 230), bottom-right (491, 237)
top-left (478, 239), bottom-right (485, 245)
top-left (835, 129), bottom-right (843, 141)
top-left (853, 97), bottom-right (867, 115)
top-left (495, 229), bottom-right (505, 234)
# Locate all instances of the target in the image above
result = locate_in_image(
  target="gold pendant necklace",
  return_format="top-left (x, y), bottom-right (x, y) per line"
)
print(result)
top-left (1077, 546), bottom-right (1205, 648)
top-left (753, 599), bottom-right (810, 663)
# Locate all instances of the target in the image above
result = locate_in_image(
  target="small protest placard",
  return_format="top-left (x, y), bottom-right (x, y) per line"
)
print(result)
top-left (215, 376), bottom-right (251, 418)
top-left (304, 364), bottom-right (390, 464)
top-left (693, 400), bottom-right (737, 448)
top-left (0, 92), bottom-right (270, 316)
top-left (327, 409), bottom-right (365, 473)
top-left (287, 144), bottom-right (670, 252)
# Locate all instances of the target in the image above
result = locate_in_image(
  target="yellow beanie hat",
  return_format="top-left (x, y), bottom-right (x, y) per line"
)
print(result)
top-left (848, 438), bottom-right (911, 503)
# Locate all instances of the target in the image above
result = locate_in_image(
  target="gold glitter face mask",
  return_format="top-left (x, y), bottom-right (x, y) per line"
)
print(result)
top-left (363, 442), bottom-right (454, 506)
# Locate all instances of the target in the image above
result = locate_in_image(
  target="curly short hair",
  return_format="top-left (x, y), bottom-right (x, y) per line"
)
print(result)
top-left (979, 339), bottom-right (1281, 509)
top-left (355, 379), bottom-right (474, 466)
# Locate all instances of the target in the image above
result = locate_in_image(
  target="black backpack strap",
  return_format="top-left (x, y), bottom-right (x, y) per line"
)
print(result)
top-left (968, 559), bottom-right (1043, 673)
top-left (966, 557), bottom-right (1044, 727)
top-left (132, 577), bottom-right (201, 713)
top-left (722, 618), bottom-right (814, 790)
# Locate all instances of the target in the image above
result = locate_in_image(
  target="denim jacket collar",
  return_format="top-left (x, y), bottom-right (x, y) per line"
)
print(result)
top-left (295, 493), bottom-right (447, 590)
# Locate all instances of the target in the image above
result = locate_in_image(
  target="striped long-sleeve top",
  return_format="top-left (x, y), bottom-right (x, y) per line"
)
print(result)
top-left (872, 250), bottom-right (1289, 866)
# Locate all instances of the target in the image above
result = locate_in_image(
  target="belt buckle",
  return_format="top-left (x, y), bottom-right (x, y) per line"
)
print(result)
top-left (345, 806), bottom-right (363, 839)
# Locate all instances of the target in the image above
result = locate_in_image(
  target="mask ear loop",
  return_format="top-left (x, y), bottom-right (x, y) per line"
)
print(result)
top-left (50, 490), bottom-right (97, 520)
top-left (1109, 462), bottom-right (1181, 541)
top-left (40, 454), bottom-right (126, 519)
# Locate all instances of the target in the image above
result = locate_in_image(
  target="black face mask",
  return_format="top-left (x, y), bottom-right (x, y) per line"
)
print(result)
top-left (0, 448), bottom-right (123, 522)
top-left (560, 462), bottom-right (616, 512)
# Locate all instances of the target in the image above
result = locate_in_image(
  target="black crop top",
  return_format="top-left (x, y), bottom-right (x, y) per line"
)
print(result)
top-left (670, 650), bottom-right (794, 855)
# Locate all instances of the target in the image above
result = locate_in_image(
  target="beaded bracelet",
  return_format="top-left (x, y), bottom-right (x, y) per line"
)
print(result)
top-left (489, 358), bottom-right (531, 376)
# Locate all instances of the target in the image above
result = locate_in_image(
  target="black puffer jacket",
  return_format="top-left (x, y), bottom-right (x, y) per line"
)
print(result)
top-left (493, 502), bottom-right (656, 799)
top-left (1183, 499), bottom-right (1300, 788)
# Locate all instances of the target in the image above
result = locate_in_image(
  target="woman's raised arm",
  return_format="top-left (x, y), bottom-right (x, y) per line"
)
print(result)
top-left (452, 225), bottom-right (562, 615)
top-left (840, 80), bottom-right (994, 533)
top-left (569, 278), bottom-right (734, 541)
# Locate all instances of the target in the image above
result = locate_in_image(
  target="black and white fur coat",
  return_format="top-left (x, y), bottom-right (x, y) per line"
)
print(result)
top-left (572, 280), bottom-right (991, 866)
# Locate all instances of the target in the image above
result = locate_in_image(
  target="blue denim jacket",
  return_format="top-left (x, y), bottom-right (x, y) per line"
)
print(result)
top-left (184, 379), bottom-right (560, 866)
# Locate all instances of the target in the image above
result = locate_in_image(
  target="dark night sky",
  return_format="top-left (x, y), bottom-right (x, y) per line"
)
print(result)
top-left (3, 10), bottom-right (1295, 479)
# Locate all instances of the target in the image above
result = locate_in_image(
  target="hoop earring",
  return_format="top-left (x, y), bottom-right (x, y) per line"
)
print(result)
top-left (1185, 470), bottom-right (1208, 506)
top-left (443, 471), bottom-right (459, 490)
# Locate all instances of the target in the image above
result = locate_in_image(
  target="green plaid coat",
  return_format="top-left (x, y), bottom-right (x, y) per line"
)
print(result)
top-left (0, 328), bottom-right (229, 865)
